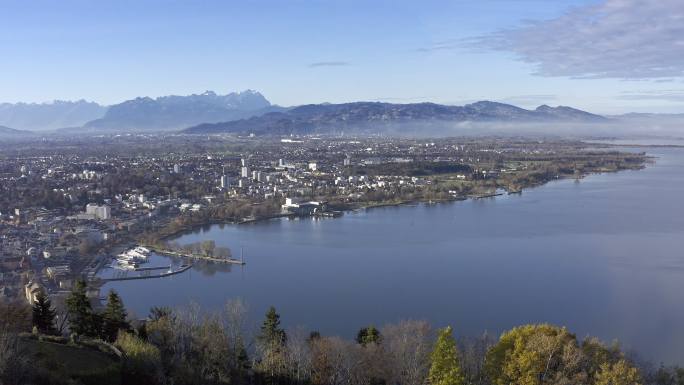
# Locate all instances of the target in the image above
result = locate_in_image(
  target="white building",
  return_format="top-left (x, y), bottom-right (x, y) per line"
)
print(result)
top-left (85, 204), bottom-right (111, 220)
top-left (24, 281), bottom-right (44, 304)
top-left (221, 175), bottom-right (232, 189)
top-left (241, 166), bottom-right (250, 178)
top-left (282, 197), bottom-right (327, 215)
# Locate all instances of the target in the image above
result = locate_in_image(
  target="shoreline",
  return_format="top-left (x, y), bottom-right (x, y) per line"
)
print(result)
top-left (97, 163), bottom-right (645, 281)
top-left (160, 163), bottom-right (646, 241)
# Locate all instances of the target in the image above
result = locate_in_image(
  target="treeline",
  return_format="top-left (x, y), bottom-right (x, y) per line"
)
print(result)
top-left (2, 284), bottom-right (684, 385)
top-left (347, 162), bottom-right (473, 177)
top-left (140, 199), bottom-right (282, 243)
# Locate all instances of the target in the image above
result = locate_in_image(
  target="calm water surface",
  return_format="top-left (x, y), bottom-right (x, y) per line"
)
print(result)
top-left (104, 146), bottom-right (684, 363)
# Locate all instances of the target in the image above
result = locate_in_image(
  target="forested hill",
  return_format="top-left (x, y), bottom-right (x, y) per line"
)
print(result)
top-left (183, 100), bottom-right (608, 135)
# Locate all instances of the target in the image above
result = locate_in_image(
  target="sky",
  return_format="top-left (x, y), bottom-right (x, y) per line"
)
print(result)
top-left (1, 0), bottom-right (683, 114)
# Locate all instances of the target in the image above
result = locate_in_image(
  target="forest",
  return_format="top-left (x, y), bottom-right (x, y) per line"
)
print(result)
top-left (1, 282), bottom-right (682, 385)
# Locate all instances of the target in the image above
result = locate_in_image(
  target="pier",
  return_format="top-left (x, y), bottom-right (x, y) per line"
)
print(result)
top-left (98, 264), bottom-right (193, 282)
top-left (473, 192), bottom-right (504, 199)
top-left (134, 265), bottom-right (172, 272)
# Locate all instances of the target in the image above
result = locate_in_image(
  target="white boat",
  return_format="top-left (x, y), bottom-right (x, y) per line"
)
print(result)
top-left (126, 250), bottom-right (148, 260)
top-left (112, 246), bottom-right (151, 270)
top-left (134, 246), bottom-right (151, 255)
top-left (112, 258), bottom-right (138, 270)
top-left (117, 249), bottom-right (149, 261)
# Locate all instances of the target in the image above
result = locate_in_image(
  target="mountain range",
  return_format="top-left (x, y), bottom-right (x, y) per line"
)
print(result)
top-left (83, 90), bottom-right (282, 131)
top-left (183, 100), bottom-right (607, 135)
top-left (0, 91), bottom-right (280, 132)
top-left (4, 91), bottom-right (656, 136)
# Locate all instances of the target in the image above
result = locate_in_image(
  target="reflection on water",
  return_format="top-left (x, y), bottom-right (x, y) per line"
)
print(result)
top-left (98, 253), bottom-right (233, 280)
top-left (104, 147), bottom-right (684, 364)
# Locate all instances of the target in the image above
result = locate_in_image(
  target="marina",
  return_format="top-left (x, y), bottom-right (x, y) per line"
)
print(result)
top-left (96, 244), bottom-right (246, 285)
top-left (111, 246), bottom-right (152, 270)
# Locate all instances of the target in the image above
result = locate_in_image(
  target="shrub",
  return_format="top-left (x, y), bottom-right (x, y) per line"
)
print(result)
top-left (116, 331), bottom-right (164, 385)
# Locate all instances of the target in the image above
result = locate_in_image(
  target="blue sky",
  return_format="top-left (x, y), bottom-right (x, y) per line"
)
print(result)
top-left (1, 0), bottom-right (683, 113)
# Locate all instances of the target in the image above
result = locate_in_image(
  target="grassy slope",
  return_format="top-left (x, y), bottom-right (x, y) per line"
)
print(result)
top-left (21, 339), bottom-right (122, 385)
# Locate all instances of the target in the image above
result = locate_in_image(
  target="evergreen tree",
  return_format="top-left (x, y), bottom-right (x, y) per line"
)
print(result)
top-left (356, 325), bottom-right (382, 346)
top-left (65, 279), bottom-right (99, 337)
top-left (307, 331), bottom-right (321, 344)
top-left (258, 306), bottom-right (287, 346)
top-left (236, 339), bottom-right (251, 379)
top-left (102, 290), bottom-right (130, 342)
top-left (31, 291), bottom-right (57, 335)
top-left (256, 306), bottom-right (288, 384)
top-left (428, 326), bottom-right (465, 385)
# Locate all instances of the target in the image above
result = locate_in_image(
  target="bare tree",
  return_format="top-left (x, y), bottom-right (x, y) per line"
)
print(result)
top-left (286, 326), bottom-right (313, 384)
top-left (382, 320), bottom-right (434, 385)
top-left (460, 331), bottom-right (496, 385)
top-left (311, 336), bottom-right (362, 385)
top-left (0, 300), bottom-right (31, 333)
top-left (224, 298), bottom-right (250, 373)
top-left (0, 331), bottom-right (30, 385)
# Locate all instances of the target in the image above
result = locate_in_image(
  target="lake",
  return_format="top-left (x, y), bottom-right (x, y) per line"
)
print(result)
top-left (103, 146), bottom-right (684, 364)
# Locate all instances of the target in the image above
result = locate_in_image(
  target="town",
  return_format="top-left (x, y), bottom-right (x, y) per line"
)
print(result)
top-left (0, 134), bottom-right (646, 311)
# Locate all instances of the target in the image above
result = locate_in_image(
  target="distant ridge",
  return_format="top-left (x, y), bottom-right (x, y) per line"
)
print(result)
top-left (183, 100), bottom-right (608, 135)
top-left (1, 92), bottom-right (611, 135)
top-left (0, 125), bottom-right (33, 136)
top-left (84, 90), bottom-right (285, 131)
top-left (0, 100), bottom-right (106, 131)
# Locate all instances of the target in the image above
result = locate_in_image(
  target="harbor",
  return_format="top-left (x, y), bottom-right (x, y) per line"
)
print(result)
top-left (111, 246), bottom-right (154, 270)
top-left (94, 243), bottom-right (246, 286)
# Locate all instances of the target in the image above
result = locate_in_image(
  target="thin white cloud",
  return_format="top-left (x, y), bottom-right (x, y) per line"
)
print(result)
top-left (619, 89), bottom-right (684, 102)
top-left (414, 39), bottom-right (463, 53)
top-left (474, 0), bottom-right (684, 80)
top-left (308, 61), bottom-right (351, 68)
top-left (499, 94), bottom-right (557, 105)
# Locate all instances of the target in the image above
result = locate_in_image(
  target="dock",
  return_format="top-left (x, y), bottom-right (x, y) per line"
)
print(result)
top-left (473, 192), bottom-right (504, 199)
top-left (99, 264), bottom-right (193, 282)
top-left (313, 210), bottom-right (343, 218)
top-left (134, 265), bottom-right (172, 272)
